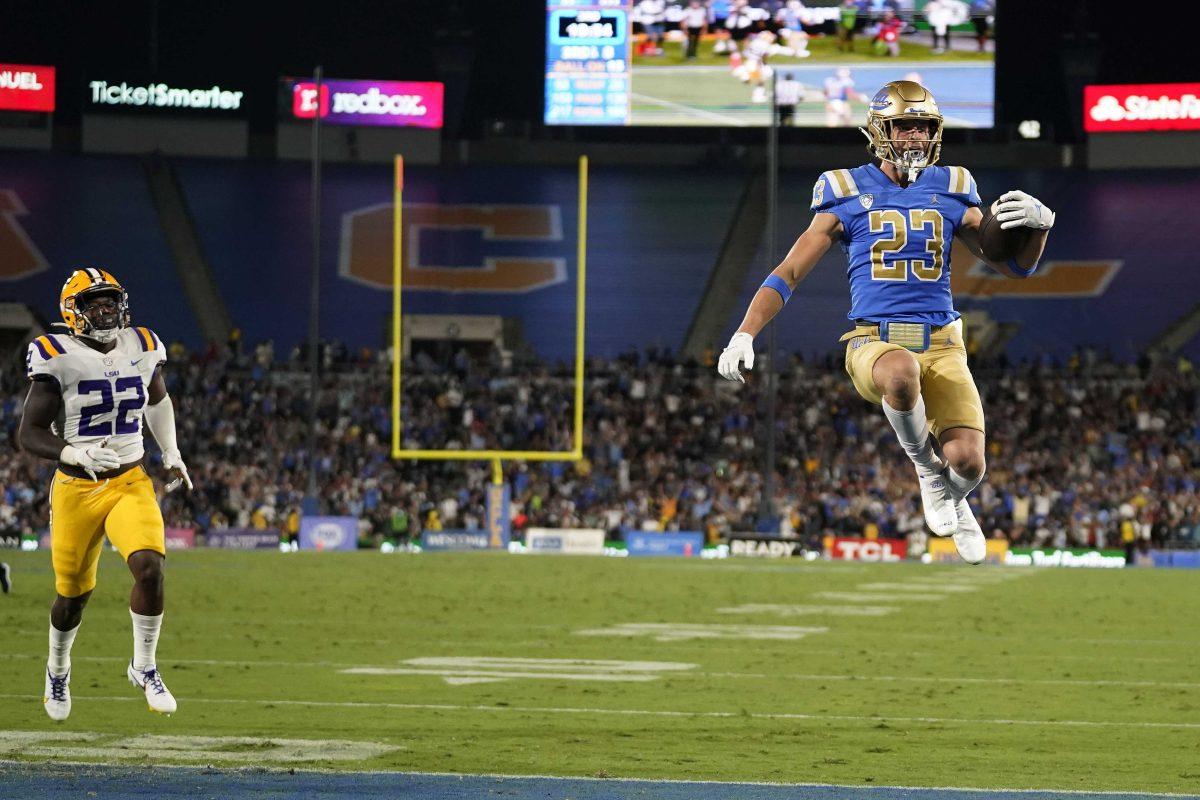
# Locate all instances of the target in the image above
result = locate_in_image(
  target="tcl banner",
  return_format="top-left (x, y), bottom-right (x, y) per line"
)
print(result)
top-left (0, 64), bottom-right (55, 112)
top-left (1084, 83), bottom-right (1200, 133)
top-left (829, 537), bottom-right (905, 562)
top-left (288, 78), bottom-right (444, 128)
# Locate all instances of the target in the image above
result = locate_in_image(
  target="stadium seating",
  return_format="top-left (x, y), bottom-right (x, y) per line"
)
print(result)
top-left (0, 152), bottom-right (203, 343)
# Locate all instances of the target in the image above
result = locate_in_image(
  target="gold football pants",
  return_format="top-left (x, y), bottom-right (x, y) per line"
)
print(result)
top-left (840, 318), bottom-right (986, 438)
top-left (50, 467), bottom-right (165, 597)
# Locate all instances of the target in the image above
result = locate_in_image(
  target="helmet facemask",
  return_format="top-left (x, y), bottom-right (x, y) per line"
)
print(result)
top-left (860, 80), bottom-right (945, 184)
top-left (864, 116), bottom-right (943, 183)
top-left (69, 287), bottom-right (129, 343)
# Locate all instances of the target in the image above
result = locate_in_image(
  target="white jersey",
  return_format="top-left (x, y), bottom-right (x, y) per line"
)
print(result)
top-left (26, 327), bottom-right (167, 464)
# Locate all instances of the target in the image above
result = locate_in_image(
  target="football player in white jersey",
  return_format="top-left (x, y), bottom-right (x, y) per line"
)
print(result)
top-left (19, 269), bottom-right (193, 720)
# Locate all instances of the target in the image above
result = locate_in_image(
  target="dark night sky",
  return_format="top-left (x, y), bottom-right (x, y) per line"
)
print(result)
top-left (0, 1), bottom-right (1191, 141)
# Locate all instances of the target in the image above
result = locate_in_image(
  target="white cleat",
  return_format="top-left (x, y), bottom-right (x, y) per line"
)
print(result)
top-left (128, 661), bottom-right (177, 715)
top-left (952, 498), bottom-right (986, 565)
top-left (919, 469), bottom-right (959, 537)
top-left (44, 667), bottom-right (71, 721)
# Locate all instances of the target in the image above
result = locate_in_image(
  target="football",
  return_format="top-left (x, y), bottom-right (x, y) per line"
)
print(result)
top-left (978, 200), bottom-right (1034, 263)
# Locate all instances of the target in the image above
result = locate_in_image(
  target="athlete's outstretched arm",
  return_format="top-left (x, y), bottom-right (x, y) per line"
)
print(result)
top-left (957, 194), bottom-right (1053, 279)
top-left (718, 212), bottom-right (841, 382)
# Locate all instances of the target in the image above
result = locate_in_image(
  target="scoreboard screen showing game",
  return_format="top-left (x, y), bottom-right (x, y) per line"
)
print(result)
top-left (545, 0), bottom-right (632, 125)
top-left (544, 0), bottom-right (996, 128)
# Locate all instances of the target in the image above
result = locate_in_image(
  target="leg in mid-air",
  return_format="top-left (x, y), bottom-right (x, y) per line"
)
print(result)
top-left (126, 546), bottom-right (175, 714)
top-left (125, 548), bottom-right (175, 714)
top-left (45, 589), bottom-right (91, 721)
top-left (938, 426), bottom-right (988, 559)
top-left (0, 562), bottom-right (10, 594)
top-left (870, 349), bottom-right (960, 539)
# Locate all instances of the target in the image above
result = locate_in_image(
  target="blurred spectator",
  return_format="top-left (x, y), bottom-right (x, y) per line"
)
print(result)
top-left (2, 341), bottom-right (1197, 551)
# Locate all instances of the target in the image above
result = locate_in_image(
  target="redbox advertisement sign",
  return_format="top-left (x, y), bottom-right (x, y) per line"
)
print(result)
top-left (830, 537), bottom-right (906, 562)
top-left (1084, 83), bottom-right (1200, 133)
top-left (288, 78), bottom-right (443, 129)
top-left (0, 64), bottom-right (55, 112)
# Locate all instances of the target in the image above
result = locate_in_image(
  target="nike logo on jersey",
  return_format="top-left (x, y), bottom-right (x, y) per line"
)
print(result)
top-left (130, 359), bottom-right (142, 366)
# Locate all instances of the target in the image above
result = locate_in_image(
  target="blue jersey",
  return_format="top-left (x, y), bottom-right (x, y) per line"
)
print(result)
top-left (811, 163), bottom-right (981, 326)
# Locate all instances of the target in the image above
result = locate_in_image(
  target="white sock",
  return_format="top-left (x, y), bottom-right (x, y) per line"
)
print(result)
top-left (130, 610), bottom-right (163, 670)
top-left (946, 467), bottom-right (984, 500)
top-left (882, 396), bottom-right (944, 476)
top-left (48, 619), bottom-right (80, 676)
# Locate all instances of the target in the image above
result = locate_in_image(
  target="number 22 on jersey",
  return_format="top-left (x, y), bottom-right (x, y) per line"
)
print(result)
top-left (78, 377), bottom-right (145, 437)
top-left (869, 209), bottom-right (944, 282)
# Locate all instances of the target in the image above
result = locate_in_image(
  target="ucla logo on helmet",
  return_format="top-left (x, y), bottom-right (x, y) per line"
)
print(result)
top-left (869, 89), bottom-right (892, 110)
top-left (859, 194), bottom-right (874, 209)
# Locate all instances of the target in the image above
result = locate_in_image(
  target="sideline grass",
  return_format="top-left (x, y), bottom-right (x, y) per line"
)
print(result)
top-left (0, 549), bottom-right (1197, 793)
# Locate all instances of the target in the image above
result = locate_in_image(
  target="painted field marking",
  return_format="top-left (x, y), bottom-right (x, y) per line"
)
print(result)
top-left (3, 695), bottom-right (1196, 731)
top-left (630, 92), bottom-right (750, 126)
top-left (341, 657), bottom-right (697, 684)
top-left (0, 730), bottom-right (398, 762)
top-left (716, 604), bottom-right (897, 617)
top-left (574, 623), bottom-right (829, 642)
top-left (816, 591), bottom-right (947, 602)
top-left (859, 582), bottom-right (980, 592)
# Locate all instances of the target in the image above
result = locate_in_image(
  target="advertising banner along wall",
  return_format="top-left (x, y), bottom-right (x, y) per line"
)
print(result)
top-left (0, 64), bottom-right (55, 112)
top-left (286, 78), bottom-right (444, 128)
top-left (299, 517), bottom-right (359, 551)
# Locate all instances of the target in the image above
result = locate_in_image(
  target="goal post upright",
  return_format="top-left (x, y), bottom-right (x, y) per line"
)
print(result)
top-left (391, 153), bottom-right (589, 467)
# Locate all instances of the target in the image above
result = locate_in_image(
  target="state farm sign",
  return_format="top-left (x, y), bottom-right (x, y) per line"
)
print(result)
top-left (0, 64), bottom-right (55, 112)
top-left (829, 537), bottom-right (905, 562)
top-left (1084, 83), bottom-right (1200, 133)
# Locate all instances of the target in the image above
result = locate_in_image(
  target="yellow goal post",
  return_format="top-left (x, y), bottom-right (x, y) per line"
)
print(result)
top-left (390, 154), bottom-right (588, 482)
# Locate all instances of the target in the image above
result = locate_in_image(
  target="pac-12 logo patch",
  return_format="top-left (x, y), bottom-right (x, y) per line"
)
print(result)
top-left (859, 194), bottom-right (874, 209)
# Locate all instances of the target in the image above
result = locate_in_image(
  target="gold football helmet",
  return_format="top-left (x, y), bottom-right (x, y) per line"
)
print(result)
top-left (59, 268), bottom-right (129, 343)
top-left (860, 80), bottom-right (944, 180)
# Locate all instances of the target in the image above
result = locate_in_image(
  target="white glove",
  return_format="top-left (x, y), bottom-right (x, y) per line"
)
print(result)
top-left (718, 332), bottom-right (755, 383)
top-left (61, 443), bottom-right (121, 478)
top-left (994, 190), bottom-right (1055, 230)
top-left (161, 450), bottom-right (193, 492)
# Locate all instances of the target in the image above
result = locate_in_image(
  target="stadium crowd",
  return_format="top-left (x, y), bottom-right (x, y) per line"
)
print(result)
top-left (1, 340), bottom-right (1198, 552)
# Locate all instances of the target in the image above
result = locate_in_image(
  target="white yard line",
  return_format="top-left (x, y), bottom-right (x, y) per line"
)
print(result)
top-left (1, 693), bottom-right (1195, 730)
top-left (630, 92), bottom-right (751, 126)
top-left (2, 653), bottom-right (1193, 683)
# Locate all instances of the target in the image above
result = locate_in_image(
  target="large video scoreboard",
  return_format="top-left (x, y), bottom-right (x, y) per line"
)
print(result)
top-left (544, 0), bottom-right (631, 125)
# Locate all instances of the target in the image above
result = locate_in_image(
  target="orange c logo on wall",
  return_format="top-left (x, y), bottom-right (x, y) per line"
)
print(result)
top-left (340, 203), bottom-right (567, 292)
top-left (0, 190), bottom-right (50, 281)
top-left (949, 239), bottom-right (1121, 298)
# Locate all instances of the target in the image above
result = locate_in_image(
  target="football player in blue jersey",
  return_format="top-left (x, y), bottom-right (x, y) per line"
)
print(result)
top-left (718, 80), bottom-right (1055, 563)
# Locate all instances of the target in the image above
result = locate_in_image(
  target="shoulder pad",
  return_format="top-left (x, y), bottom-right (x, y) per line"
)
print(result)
top-left (30, 334), bottom-right (67, 360)
top-left (131, 326), bottom-right (163, 353)
top-left (943, 166), bottom-right (982, 205)
top-left (811, 169), bottom-right (860, 211)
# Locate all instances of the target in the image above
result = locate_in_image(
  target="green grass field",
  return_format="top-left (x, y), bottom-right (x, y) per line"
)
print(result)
top-left (1, 549), bottom-right (1198, 793)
